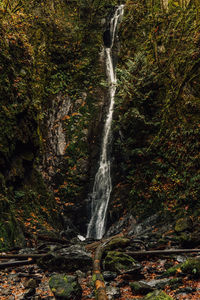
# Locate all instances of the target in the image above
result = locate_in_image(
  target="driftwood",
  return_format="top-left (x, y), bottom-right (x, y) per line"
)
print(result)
top-left (126, 249), bottom-right (200, 256)
top-left (0, 259), bottom-right (34, 269)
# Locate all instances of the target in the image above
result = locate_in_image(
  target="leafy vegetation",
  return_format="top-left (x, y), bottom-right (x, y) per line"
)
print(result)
top-left (111, 0), bottom-right (200, 220)
top-left (0, 0), bottom-right (116, 249)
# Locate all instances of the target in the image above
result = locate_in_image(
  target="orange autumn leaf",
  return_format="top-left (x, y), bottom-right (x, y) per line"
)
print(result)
top-left (95, 280), bottom-right (105, 289)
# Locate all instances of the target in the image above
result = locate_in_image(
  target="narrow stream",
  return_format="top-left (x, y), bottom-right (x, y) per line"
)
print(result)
top-left (87, 5), bottom-right (124, 239)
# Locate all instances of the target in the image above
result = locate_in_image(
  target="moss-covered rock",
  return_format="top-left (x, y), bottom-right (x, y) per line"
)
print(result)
top-left (175, 217), bottom-right (193, 233)
top-left (104, 251), bottom-right (141, 274)
top-left (130, 281), bottom-right (153, 295)
top-left (142, 290), bottom-right (173, 300)
top-left (164, 258), bottom-right (200, 278)
top-left (49, 274), bottom-right (82, 300)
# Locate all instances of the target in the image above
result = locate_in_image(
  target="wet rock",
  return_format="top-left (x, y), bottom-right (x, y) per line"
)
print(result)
top-left (38, 244), bottom-right (92, 272)
top-left (145, 278), bottom-right (171, 289)
top-left (106, 285), bottom-right (121, 299)
top-left (104, 251), bottom-right (142, 274)
top-left (142, 290), bottom-right (173, 299)
top-left (49, 274), bottom-right (82, 300)
top-left (103, 271), bottom-right (117, 281)
top-left (130, 281), bottom-right (154, 295)
top-left (106, 214), bottom-right (136, 237)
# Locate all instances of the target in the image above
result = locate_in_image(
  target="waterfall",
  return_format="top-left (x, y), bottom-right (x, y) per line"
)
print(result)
top-left (87, 5), bottom-right (124, 240)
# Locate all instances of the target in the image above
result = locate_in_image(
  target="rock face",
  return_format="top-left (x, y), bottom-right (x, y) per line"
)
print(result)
top-left (38, 245), bottom-right (92, 272)
top-left (49, 274), bottom-right (82, 300)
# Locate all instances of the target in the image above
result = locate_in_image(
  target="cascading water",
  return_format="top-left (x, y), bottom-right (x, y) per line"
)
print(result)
top-left (87, 5), bottom-right (124, 240)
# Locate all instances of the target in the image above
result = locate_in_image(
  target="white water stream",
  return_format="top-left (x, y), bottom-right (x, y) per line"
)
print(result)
top-left (87, 5), bottom-right (124, 239)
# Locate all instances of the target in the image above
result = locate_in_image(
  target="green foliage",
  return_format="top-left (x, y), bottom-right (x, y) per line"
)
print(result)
top-left (111, 0), bottom-right (200, 218)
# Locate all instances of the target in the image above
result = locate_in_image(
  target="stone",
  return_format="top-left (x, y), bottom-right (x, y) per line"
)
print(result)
top-left (130, 281), bottom-right (153, 295)
top-left (49, 274), bottom-right (82, 300)
top-left (175, 217), bottom-right (193, 233)
top-left (103, 271), bottom-right (117, 281)
top-left (104, 251), bottom-right (142, 274)
top-left (142, 290), bottom-right (173, 299)
top-left (24, 278), bottom-right (38, 288)
top-left (106, 285), bottom-right (121, 299)
top-left (37, 244), bottom-right (92, 272)
top-left (145, 278), bottom-right (171, 289)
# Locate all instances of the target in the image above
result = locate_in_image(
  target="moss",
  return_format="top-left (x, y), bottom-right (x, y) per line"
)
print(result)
top-left (142, 290), bottom-right (173, 300)
top-left (130, 281), bottom-right (153, 295)
top-left (164, 258), bottom-right (200, 278)
top-left (49, 274), bottom-right (82, 299)
top-left (181, 258), bottom-right (200, 277)
top-left (175, 217), bottom-right (193, 233)
top-left (105, 237), bottom-right (130, 251)
top-left (0, 215), bottom-right (26, 251)
top-left (104, 251), bottom-right (136, 273)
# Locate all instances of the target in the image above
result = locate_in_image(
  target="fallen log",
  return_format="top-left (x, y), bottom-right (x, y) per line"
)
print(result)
top-left (92, 234), bottom-right (126, 300)
top-left (86, 233), bottom-right (126, 251)
top-left (126, 248), bottom-right (200, 256)
top-left (0, 253), bottom-right (47, 260)
top-left (0, 259), bottom-right (34, 269)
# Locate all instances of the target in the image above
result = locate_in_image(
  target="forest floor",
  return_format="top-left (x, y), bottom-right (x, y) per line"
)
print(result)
top-left (0, 252), bottom-right (200, 299)
top-left (1, 213), bottom-right (200, 299)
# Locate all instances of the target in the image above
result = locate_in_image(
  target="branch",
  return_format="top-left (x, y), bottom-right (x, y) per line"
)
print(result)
top-left (0, 253), bottom-right (47, 260)
top-left (126, 248), bottom-right (200, 257)
top-left (0, 259), bottom-right (34, 269)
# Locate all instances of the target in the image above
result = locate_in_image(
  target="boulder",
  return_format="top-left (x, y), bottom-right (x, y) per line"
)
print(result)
top-left (130, 281), bottom-right (153, 295)
top-left (104, 251), bottom-right (142, 274)
top-left (37, 245), bottom-right (92, 272)
top-left (49, 275), bottom-right (82, 300)
top-left (145, 278), bottom-right (171, 289)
